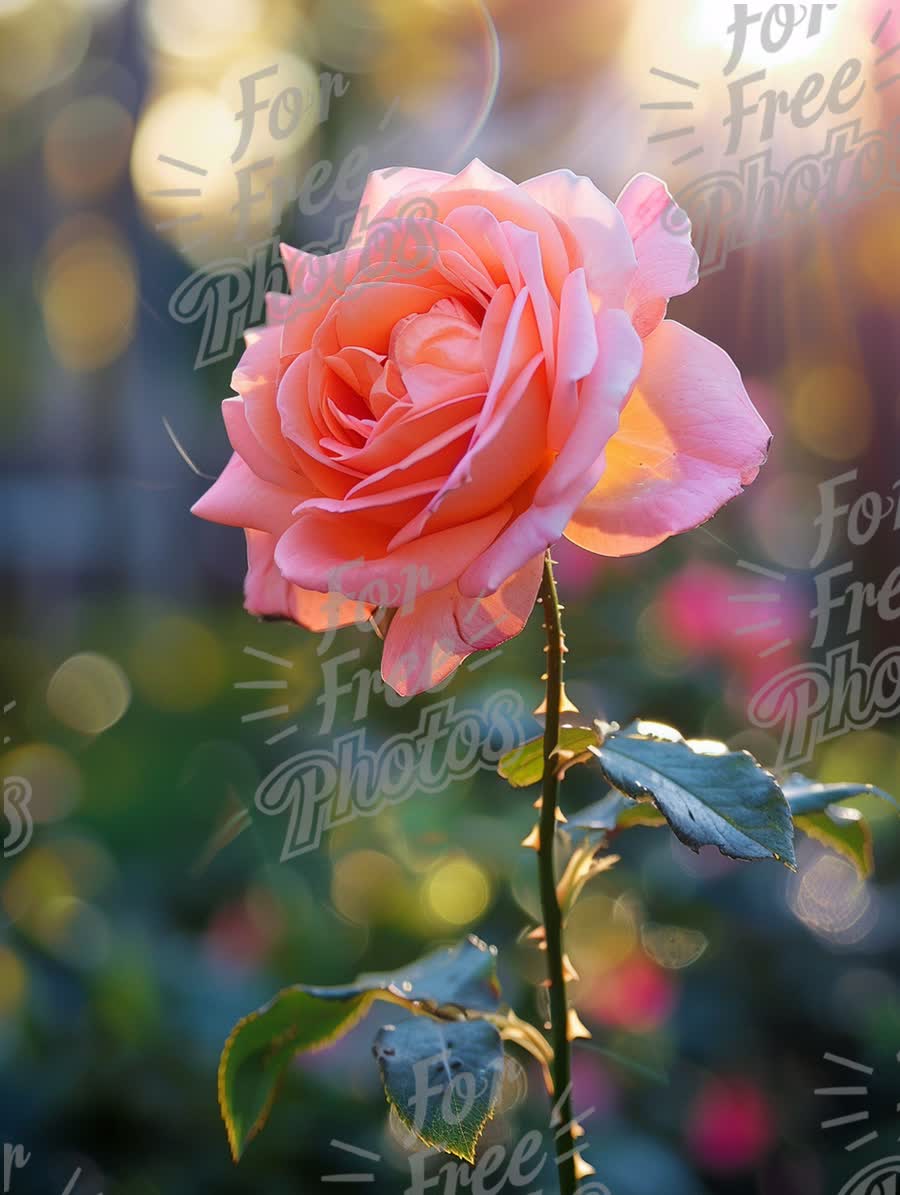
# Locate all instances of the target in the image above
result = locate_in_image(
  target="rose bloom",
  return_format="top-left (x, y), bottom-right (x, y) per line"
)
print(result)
top-left (194, 160), bottom-right (770, 695)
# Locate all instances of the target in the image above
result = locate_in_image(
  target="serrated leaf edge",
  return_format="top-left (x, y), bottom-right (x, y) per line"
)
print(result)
top-left (591, 739), bottom-right (797, 869)
top-left (218, 989), bottom-right (375, 1162)
top-left (378, 1021), bottom-right (503, 1165)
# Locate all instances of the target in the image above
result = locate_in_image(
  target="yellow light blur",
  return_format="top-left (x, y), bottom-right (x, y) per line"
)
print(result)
top-left (41, 896), bottom-right (111, 967)
top-left (41, 227), bottom-right (136, 371)
top-left (0, 2), bottom-right (89, 107)
top-left (54, 836), bottom-right (117, 897)
top-left (131, 48), bottom-right (320, 265)
top-left (1, 743), bottom-right (80, 825)
top-left (0, 946), bottom-right (28, 1018)
top-left (855, 206), bottom-right (900, 303)
top-left (424, 856), bottom-right (491, 927)
top-left (624, 0), bottom-right (877, 188)
top-left (788, 365), bottom-right (873, 461)
top-left (130, 613), bottom-right (225, 710)
top-left (565, 893), bottom-right (638, 980)
top-left (749, 471), bottom-right (823, 568)
top-left (687, 0), bottom-right (847, 68)
top-left (819, 732), bottom-right (900, 814)
top-left (331, 849), bottom-right (404, 926)
top-left (44, 95), bottom-right (133, 200)
top-left (130, 86), bottom-right (236, 261)
top-left (3, 846), bottom-right (73, 930)
top-left (142, 0), bottom-right (265, 62)
top-left (0, 0), bottom-right (35, 17)
top-left (47, 652), bottom-right (131, 735)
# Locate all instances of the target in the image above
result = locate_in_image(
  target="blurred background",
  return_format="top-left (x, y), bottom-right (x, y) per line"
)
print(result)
top-left (2, 0), bottom-right (900, 1191)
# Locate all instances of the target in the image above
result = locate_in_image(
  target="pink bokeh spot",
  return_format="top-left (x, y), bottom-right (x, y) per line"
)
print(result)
top-left (585, 956), bottom-right (678, 1032)
top-left (686, 1077), bottom-right (776, 1174)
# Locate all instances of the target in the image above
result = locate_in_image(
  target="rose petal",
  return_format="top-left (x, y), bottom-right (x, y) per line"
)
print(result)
top-left (275, 504), bottom-right (512, 605)
top-left (548, 267), bottom-right (598, 451)
top-left (222, 397), bottom-right (303, 492)
top-left (349, 167), bottom-right (453, 242)
top-left (565, 320), bottom-right (771, 556)
top-left (191, 453), bottom-right (297, 535)
top-left (389, 351), bottom-right (546, 547)
top-left (616, 173), bottom-right (699, 338)
top-left (521, 168), bottom-right (637, 306)
top-left (380, 552), bottom-right (543, 696)
top-left (233, 325), bottom-right (296, 467)
top-left (459, 309), bottom-right (642, 596)
top-left (380, 584), bottom-right (471, 696)
top-left (245, 529), bottom-right (372, 630)
top-left (455, 553), bottom-right (544, 649)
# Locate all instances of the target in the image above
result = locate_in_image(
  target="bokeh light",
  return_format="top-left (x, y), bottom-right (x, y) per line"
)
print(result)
top-left (40, 218), bottom-right (137, 371)
top-left (129, 613), bottom-right (225, 710)
top-left (423, 855), bottom-right (491, 927)
top-left (44, 95), bottom-right (134, 201)
top-left (788, 364), bottom-right (873, 461)
top-left (47, 652), bottom-right (131, 735)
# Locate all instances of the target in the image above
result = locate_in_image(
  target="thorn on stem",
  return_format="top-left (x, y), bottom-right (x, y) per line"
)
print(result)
top-left (521, 825), bottom-right (541, 851)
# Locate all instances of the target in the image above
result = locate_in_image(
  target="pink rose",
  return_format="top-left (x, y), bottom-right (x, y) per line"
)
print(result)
top-left (193, 160), bottom-right (770, 695)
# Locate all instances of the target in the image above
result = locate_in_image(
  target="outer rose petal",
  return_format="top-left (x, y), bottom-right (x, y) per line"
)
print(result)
top-left (520, 169), bottom-right (637, 306)
top-left (348, 167), bottom-right (453, 242)
top-left (222, 397), bottom-right (303, 492)
top-left (456, 553), bottom-right (544, 650)
top-left (381, 554), bottom-right (543, 696)
top-left (459, 309), bottom-right (643, 597)
top-left (232, 325), bottom-right (294, 469)
top-left (565, 320), bottom-right (771, 557)
top-left (381, 585), bottom-right (470, 695)
top-left (616, 173), bottom-right (699, 338)
top-left (244, 529), bottom-right (373, 630)
top-left (275, 505), bottom-right (512, 606)
top-left (191, 453), bottom-right (297, 536)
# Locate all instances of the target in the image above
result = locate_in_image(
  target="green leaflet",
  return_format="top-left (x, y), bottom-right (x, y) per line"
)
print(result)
top-left (783, 774), bottom-right (897, 876)
top-left (218, 937), bottom-right (500, 1161)
top-left (567, 790), bottom-right (667, 837)
top-left (794, 809), bottom-right (874, 878)
top-left (374, 1017), bottom-right (504, 1163)
top-left (782, 775), bottom-right (898, 815)
top-left (498, 726), bottom-right (600, 788)
top-left (219, 987), bottom-right (373, 1162)
top-left (591, 724), bottom-right (796, 867)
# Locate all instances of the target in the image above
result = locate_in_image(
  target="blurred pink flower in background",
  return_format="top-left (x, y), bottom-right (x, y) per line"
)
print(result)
top-left (654, 561), bottom-right (808, 698)
top-left (584, 955), bottom-right (678, 1032)
top-left (204, 892), bottom-right (284, 972)
top-left (686, 1076), bottom-right (776, 1174)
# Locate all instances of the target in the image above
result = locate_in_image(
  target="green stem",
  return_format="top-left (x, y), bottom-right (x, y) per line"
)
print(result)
top-left (537, 551), bottom-right (578, 1195)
